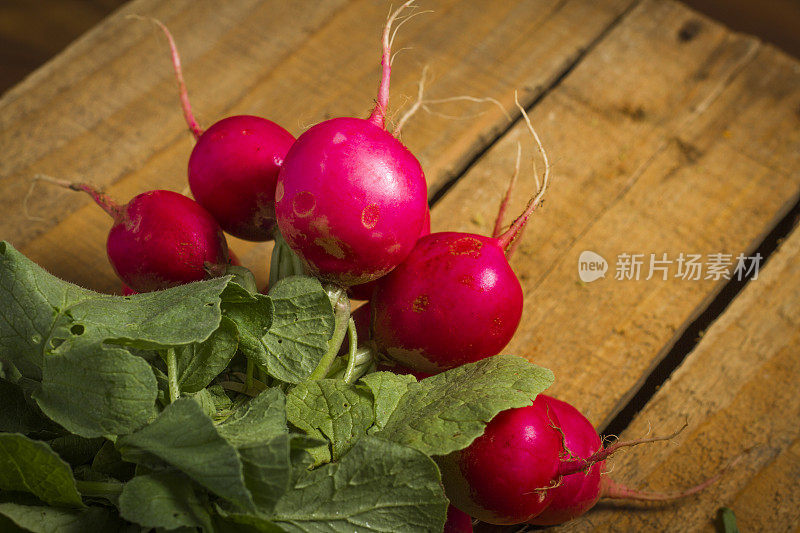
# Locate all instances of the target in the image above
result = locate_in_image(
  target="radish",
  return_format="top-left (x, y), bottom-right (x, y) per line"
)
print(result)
top-left (274, 1), bottom-right (428, 287)
top-left (143, 18), bottom-right (295, 241)
top-left (444, 505), bottom-right (473, 533)
top-left (371, 99), bottom-right (549, 373)
top-left (37, 176), bottom-right (228, 292)
top-left (120, 249), bottom-right (240, 295)
top-left (372, 231), bottom-right (524, 372)
top-left (527, 395), bottom-right (732, 526)
top-left (349, 207), bottom-right (431, 300)
top-left (442, 394), bottom-right (733, 526)
top-left (438, 399), bottom-right (563, 525)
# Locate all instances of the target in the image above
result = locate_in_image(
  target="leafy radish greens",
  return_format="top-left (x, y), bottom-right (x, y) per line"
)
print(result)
top-left (0, 242), bottom-right (554, 531)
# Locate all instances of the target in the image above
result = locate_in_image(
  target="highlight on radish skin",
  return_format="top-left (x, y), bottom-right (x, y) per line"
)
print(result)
top-left (138, 17), bottom-right (296, 241)
top-left (36, 175), bottom-right (228, 293)
top-left (275, 1), bottom-right (429, 287)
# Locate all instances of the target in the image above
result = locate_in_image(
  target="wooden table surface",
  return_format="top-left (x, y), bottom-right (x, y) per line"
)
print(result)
top-left (2, 0), bottom-right (799, 531)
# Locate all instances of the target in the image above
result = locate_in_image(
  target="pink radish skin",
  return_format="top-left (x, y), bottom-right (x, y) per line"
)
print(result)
top-left (349, 208), bottom-right (431, 300)
top-left (188, 115), bottom-right (295, 241)
top-left (146, 18), bottom-right (295, 241)
top-left (106, 190), bottom-right (229, 292)
top-left (438, 400), bottom-right (562, 525)
top-left (525, 395), bottom-right (603, 525)
top-left (37, 176), bottom-right (228, 292)
top-left (120, 249), bottom-right (240, 295)
top-left (443, 505), bottom-right (473, 533)
top-left (274, 1), bottom-right (428, 287)
top-left (372, 232), bottom-right (523, 373)
top-left (275, 117), bottom-right (427, 287)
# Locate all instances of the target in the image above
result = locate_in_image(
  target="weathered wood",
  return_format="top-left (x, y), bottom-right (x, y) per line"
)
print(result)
top-left (1, 0), bottom-right (633, 292)
top-left (432, 0), bottom-right (800, 428)
top-left (553, 223), bottom-right (800, 532)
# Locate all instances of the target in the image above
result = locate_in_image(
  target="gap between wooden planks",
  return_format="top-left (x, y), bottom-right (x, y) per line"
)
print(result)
top-left (2, 0), bottom-right (633, 292)
top-left (432, 0), bottom-right (800, 432)
top-left (552, 221), bottom-right (800, 532)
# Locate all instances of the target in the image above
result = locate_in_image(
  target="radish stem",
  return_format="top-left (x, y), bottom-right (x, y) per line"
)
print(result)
top-left (343, 317), bottom-right (359, 383)
top-left (165, 347), bottom-right (179, 403)
top-left (368, 0), bottom-right (417, 128)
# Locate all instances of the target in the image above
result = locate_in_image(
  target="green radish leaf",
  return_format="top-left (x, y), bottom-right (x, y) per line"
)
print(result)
top-left (262, 277), bottom-right (335, 384)
top-left (218, 388), bottom-right (288, 446)
top-left (91, 441), bottom-right (134, 481)
top-left (0, 378), bottom-right (54, 435)
top-left (0, 241), bottom-right (230, 381)
top-left (116, 398), bottom-right (253, 510)
top-left (33, 344), bottom-right (158, 438)
top-left (175, 316), bottom-right (239, 393)
top-left (64, 278), bottom-right (231, 351)
top-left (271, 436), bottom-right (447, 532)
top-left (222, 265), bottom-right (260, 301)
top-left (286, 380), bottom-right (374, 461)
top-left (48, 435), bottom-right (104, 467)
top-left (218, 388), bottom-right (292, 513)
top-left (0, 497), bottom-right (123, 533)
top-left (223, 295), bottom-right (274, 369)
top-left (214, 507), bottom-right (287, 532)
top-left (371, 355), bottom-right (554, 456)
top-left (188, 388), bottom-right (218, 418)
top-left (119, 472), bottom-right (213, 531)
top-left (359, 372), bottom-right (416, 432)
top-left (0, 433), bottom-right (83, 507)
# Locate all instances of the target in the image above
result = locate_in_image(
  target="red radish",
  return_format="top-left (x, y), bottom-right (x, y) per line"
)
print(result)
top-left (274, 1), bottom-right (428, 287)
top-left (438, 399), bottom-right (563, 525)
top-left (525, 394), bottom-right (603, 525)
top-left (38, 176), bottom-right (228, 292)
top-left (120, 249), bottom-right (240, 295)
top-left (372, 232), bottom-right (524, 372)
top-left (349, 208), bottom-right (431, 300)
top-left (527, 396), bottom-right (733, 526)
top-left (144, 18), bottom-right (295, 241)
top-left (443, 505), bottom-right (473, 533)
top-left (121, 284), bottom-right (136, 296)
top-left (371, 98), bottom-right (550, 373)
top-left (443, 394), bottom-right (734, 526)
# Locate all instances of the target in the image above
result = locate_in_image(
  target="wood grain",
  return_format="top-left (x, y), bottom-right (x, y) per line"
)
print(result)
top-left (0, 0), bottom-right (633, 292)
top-left (552, 222), bottom-right (800, 532)
top-left (432, 0), bottom-right (800, 428)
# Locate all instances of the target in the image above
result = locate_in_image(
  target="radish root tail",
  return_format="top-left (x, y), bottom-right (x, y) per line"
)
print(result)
top-left (600, 452), bottom-right (746, 502)
top-left (35, 174), bottom-right (124, 221)
top-left (368, 0), bottom-right (420, 129)
top-left (557, 422), bottom-right (689, 478)
top-left (129, 15), bottom-right (203, 139)
top-left (22, 179), bottom-right (47, 222)
top-left (496, 92), bottom-right (551, 253)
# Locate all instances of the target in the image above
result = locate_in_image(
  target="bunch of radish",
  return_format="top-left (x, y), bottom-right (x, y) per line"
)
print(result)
top-left (38, 2), bottom-right (729, 530)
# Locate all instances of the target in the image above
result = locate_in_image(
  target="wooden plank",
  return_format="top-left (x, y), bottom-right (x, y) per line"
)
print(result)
top-left (431, 0), bottom-right (800, 427)
top-left (554, 222), bottom-right (800, 532)
top-left (1, 0), bottom-right (633, 292)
